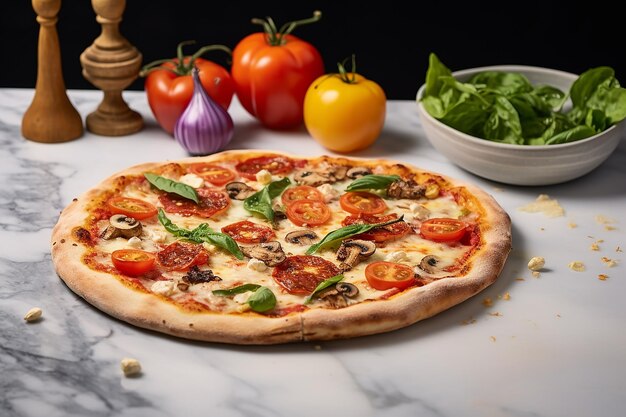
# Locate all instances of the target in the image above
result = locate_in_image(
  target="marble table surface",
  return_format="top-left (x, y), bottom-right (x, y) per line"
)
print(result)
top-left (1, 88), bottom-right (625, 417)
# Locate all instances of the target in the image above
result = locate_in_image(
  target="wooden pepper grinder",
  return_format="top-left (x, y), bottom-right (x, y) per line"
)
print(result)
top-left (22, 0), bottom-right (84, 143)
top-left (80, 0), bottom-right (143, 136)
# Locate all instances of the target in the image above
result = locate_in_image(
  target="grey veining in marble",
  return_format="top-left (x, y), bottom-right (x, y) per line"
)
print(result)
top-left (1, 88), bottom-right (625, 417)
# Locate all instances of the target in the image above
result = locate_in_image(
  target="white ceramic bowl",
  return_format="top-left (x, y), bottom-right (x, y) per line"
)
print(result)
top-left (416, 65), bottom-right (625, 186)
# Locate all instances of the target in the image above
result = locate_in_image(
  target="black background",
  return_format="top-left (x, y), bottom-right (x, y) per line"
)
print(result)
top-left (2, 1), bottom-right (624, 100)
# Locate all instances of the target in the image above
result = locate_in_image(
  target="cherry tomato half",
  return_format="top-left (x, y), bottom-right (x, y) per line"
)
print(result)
top-left (111, 249), bottom-right (156, 277)
top-left (156, 241), bottom-right (209, 271)
top-left (281, 185), bottom-right (325, 206)
top-left (286, 200), bottom-right (331, 227)
top-left (221, 220), bottom-right (275, 244)
top-left (272, 255), bottom-right (340, 294)
top-left (188, 163), bottom-right (236, 186)
top-left (365, 261), bottom-right (415, 291)
top-left (339, 191), bottom-right (387, 215)
top-left (420, 218), bottom-right (467, 242)
top-left (106, 197), bottom-right (158, 220)
top-left (235, 155), bottom-right (294, 180)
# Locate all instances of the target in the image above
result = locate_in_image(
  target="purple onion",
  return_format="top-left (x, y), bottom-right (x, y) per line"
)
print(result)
top-left (174, 67), bottom-right (234, 155)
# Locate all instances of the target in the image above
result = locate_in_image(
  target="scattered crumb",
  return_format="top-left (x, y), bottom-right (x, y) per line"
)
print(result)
top-left (23, 307), bottom-right (42, 323)
top-left (490, 336), bottom-right (497, 342)
top-left (461, 317), bottom-right (477, 325)
top-left (540, 227), bottom-right (545, 231)
top-left (527, 256), bottom-right (545, 271)
top-left (605, 226), bottom-right (617, 231)
top-left (598, 274), bottom-right (609, 281)
top-left (568, 261), bottom-right (586, 272)
top-left (590, 242), bottom-right (600, 251)
top-left (482, 297), bottom-right (493, 307)
top-left (313, 345), bottom-right (322, 351)
top-left (556, 314), bottom-right (561, 318)
top-left (601, 257), bottom-right (618, 267)
top-left (568, 222), bottom-right (577, 229)
top-left (518, 194), bottom-right (565, 217)
top-left (120, 358), bottom-right (142, 377)
top-left (515, 277), bottom-right (526, 281)
top-left (502, 292), bottom-right (511, 301)
top-left (616, 246), bottom-right (623, 253)
top-left (489, 312), bottom-right (502, 317)
top-left (493, 187), bottom-right (503, 192)
top-left (595, 215), bottom-right (616, 225)
top-left (532, 271), bottom-right (541, 278)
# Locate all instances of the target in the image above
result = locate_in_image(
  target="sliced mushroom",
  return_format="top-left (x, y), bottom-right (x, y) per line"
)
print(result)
top-left (335, 282), bottom-right (359, 298)
top-left (346, 166), bottom-right (372, 179)
top-left (387, 179), bottom-right (426, 199)
top-left (100, 214), bottom-right (142, 240)
top-left (330, 165), bottom-right (349, 181)
top-left (272, 200), bottom-right (287, 221)
top-left (317, 288), bottom-right (348, 308)
top-left (285, 229), bottom-right (319, 245)
top-left (418, 255), bottom-right (441, 274)
top-left (240, 241), bottom-right (286, 266)
top-left (225, 182), bottom-right (256, 200)
top-left (293, 169), bottom-right (332, 187)
top-left (336, 239), bottom-right (376, 271)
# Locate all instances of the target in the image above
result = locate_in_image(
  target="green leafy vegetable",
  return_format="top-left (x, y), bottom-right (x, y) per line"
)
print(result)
top-left (212, 284), bottom-right (276, 312)
top-left (243, 177), bottom-right (291, 222)
top-left (346, 175), bottom-right (400, 191)
top-left (306, 215), bottom-right (404, 255)
top-left (420, 53), bottom-right (626, 145)
top-left (144, 172), bottom-right (199, 203)
top-left (158, 209), bottom-right (244, 260)
top-left (304, 274), bottom-right (344, 304)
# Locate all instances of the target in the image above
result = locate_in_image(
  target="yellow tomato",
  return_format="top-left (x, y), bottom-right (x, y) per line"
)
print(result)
top-left (303, 72), bottom-right (386, 153)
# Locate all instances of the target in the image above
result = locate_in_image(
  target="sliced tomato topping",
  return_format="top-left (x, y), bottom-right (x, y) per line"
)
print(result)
top-left (365, 261), bottom-right (415, 291)
top-left (281, 185), bottom-right (325, 206)
top-left (188, 163), bottom-right (237, 186)
top-left (339, 191), bottom-right (387, 215)
top-left (286, 200), bottom-right (331, 227)
top-left (221, 220), bottom-right (275, 244)
top-left (272, 255), bottom-right (340, 295)
top-left (420, 218), bottom-right (467, 242)
top-left (111, 249), bottom-right (156, 277)
top-left (342, 213), bottom-right (411, 243)
top-left (156, 241), bottom-right (209, 271)
top-left (159, 188), bottom-right (230, 218)
top-left (235, 155), bottom-right (294, 180)
top-left (106, 197), bottom-right (158, 220)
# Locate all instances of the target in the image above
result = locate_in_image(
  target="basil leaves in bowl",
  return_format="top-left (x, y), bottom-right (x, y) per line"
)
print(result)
top-left (415, 53), bottom-right (626, 185)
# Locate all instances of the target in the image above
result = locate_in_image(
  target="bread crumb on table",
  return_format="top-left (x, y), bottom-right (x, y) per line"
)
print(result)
top-left (517, 194), bottom-right (565, 217)
top-left (120, 358), bottom-right (142, 377)
top-left (527, 256), bottom-right (545, 271)
top-left (568, 261), bottom-right (586, 272)
top-left (601, 257), bottom-right (618, 267)
top-left (598, 274), bottom-right (609, 281)
top-left (482, 297), bottom-right (493, 307)
top-left (23, 307), bottom-right (42, 323)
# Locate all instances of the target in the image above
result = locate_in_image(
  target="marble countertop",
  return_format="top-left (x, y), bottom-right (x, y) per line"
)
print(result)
top-left (1, 88), bottom-right (625, 417)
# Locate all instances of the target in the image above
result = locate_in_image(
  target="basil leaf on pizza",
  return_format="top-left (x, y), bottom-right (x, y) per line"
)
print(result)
top-left (212, 284), bottom-right (276, 312)
top-left (243, 177), bottom-right (291, 222)
top-left (144, 172), bottom-right (199, 203)
top-left (345, 175), bottom-right (400, 191)
top-left (304, 274), bottom-right (344, 304)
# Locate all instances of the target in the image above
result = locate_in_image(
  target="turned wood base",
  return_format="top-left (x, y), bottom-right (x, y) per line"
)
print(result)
top-left (86, 91), bottom-right (143, 136)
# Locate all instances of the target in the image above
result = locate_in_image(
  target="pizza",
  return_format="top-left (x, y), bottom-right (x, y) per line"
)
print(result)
top-left (51, 149), bottom-right (512, 345)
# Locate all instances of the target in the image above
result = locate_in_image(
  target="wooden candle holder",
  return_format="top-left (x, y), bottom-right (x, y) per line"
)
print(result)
top-left (22, 0), bottom-right (84, 143)
top-left (80, 0), bottom-right (143, 136)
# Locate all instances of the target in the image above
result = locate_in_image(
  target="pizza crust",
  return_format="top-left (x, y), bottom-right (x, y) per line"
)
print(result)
top-left (51, 150), bottom-right (512, 344)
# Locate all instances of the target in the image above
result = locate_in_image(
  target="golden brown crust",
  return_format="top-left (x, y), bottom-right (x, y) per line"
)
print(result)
top-left (51, 149), bottom-right (511, 345)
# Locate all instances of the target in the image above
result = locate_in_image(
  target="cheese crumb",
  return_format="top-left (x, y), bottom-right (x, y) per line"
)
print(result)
top-left (568, 261), bottom-right (586, 272)
top-left (316, 183), bottom-right (340, 202)
top-left (527, 256), bottom-right (545, 271)
top-left (502, 292), bottom-right (511, 301)
top-left (409, 203), bottom-right (430, 221)
top-left (385, 251), bottom-right (409, 263)
top-left (490, 336), bottom-right (497, 342)
top-left (150, 280), bottom-right (177, 296)
top-left (247, 258), bottom-right (268, 272)
top-left (568, 222), bottom-right (577, 229)
top-left (595, 215), bottom-right (616, 225)
top-left (120, 358), bottom-right (142, 377)
top-left (590, 242), bottom-right (600, 251)
top-left (532, 271), bottom-right (541, 278)
top-left (149, 229), bottom-right (168, 244)
top-left (126, 236), bottom-right (143, 249)
top-left (255, 169), bottom-right (273, 185)
top-left (518, 194), bottom-right (565, 217)
top-left (179, 173), bottom-right (204, 188)
top-left (601, 257), bottom-right (618, 267)
top-left (598, 274), bottom-right (609, 281)
top-left (24, 307), bottom-right (42, 322)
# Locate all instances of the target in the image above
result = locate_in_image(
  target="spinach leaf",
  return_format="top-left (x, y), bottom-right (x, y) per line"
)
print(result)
top-left (243, 177), bottom-right (291, 222)
top-left (144, 173), bottom-right (199, 204)
top-left (304, 274), bottom-right (344, 304)
top-left (212, 284), bottom-right (261, 296)
top-left (247, 286), bottom-right (277, 312)
top-left (158, 209), bottom-right (244, 260)
top-left (306, 215), bottom-right (404, 255)
top-left (346, 175), bottom-right (400, 191)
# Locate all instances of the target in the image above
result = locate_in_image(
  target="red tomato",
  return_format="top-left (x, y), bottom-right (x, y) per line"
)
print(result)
top-left (235, 155), bottom-right (294, 180)
top-left (281, 185), bottom-right (324, 206)
top-left (286, 200), bottom-right (331, 227)
top-left (159, 188), bottom-right (231, 218)
top-left (231, 12), bottom-right (325, 129)
top-left (188, 163), bottom-right (236, 186)
top-left (141, 42), bottom-right (235, 135)
top-left (420, 218), bottom-right (467, 242)
top-left (111, 249), bottom-right (156, 277)
top-left (339, 191), bottom-right (387, 215)
top-left (106, 197), bottom-right (158, 220)
top-left (156, 241), bottom-right (209, 271)
top-left (342, 213), bottom-right (410, 243)
top-left (365, 261), bottom-right (415, 291)
top-left (272, 255), bottom-right (340, 294)
top-left (221, 220), bottom-right (275, 244)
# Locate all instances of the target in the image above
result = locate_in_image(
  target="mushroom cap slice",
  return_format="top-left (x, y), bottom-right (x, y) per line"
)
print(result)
top-left (240, 241), bottom-right (286, 267)
top-left (225, 182), bottom-right (256, 200)
top-left (284, 229), bottom-right (319, 245)
top-left (346, 166), bottom-right (372, 179)
top-left (101, 214), bottom-right (142, 239)
top-left (418, 255), bottom-right (441, 274)
top-left (335, 282), bottom-right (359, 298)
top-left (336, 239), bottom-right (376, 271)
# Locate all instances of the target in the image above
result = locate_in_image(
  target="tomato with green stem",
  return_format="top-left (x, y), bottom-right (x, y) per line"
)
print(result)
top-left (140, 41), bottom-right (235, 135)
top-left (231, 11), bottom-right (324, 129)
top-left (304, 55), bottom-right (386, 152)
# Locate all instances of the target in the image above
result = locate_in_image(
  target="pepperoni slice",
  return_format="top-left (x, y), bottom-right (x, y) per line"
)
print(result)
top-left (221, 220), bottom-right (275, 244)
top-left (272, 255), bottom-right (340, 295)
top-left (235, 155), bottom-right (294, 180)
top-left (159, 188), bottom-right (230, 218)
top-left (156, 241), bottom-right (209, 271)
top-left (342, 213), bottom-right (411, 243)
